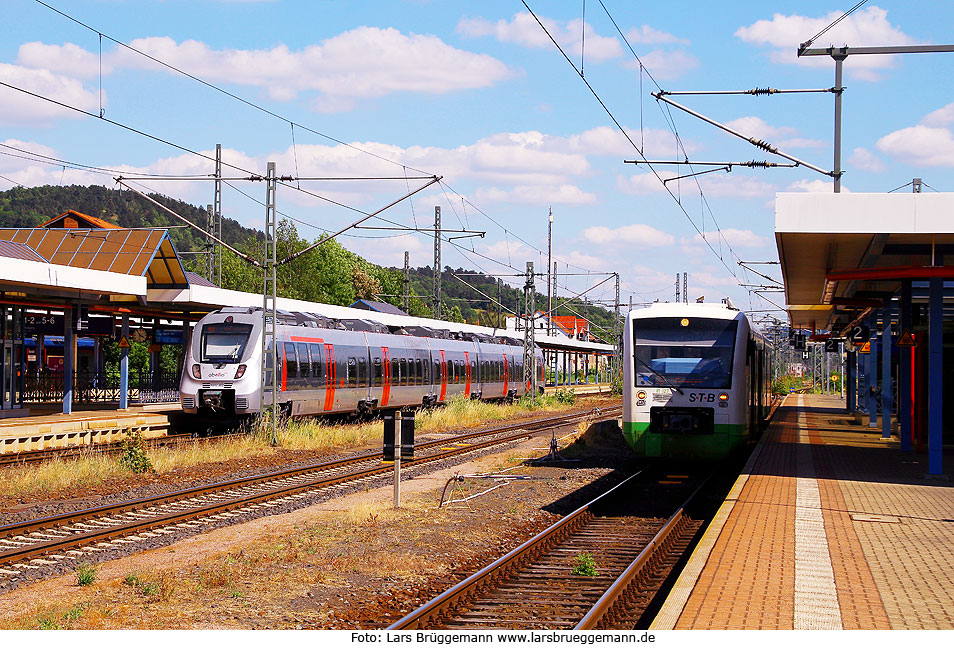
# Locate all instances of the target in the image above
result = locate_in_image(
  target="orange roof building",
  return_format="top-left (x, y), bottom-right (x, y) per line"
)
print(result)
top-left (39, 209), bottom-right (119, 230)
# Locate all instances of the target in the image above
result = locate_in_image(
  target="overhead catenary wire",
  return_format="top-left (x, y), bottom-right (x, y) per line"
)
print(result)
top-left (27, 1), bottom-right (623, 287)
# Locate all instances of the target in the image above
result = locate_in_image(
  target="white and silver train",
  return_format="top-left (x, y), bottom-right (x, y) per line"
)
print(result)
top-left (622, 302), bottom-right (772, 460)
top-left (180, 307), bottom-right (545, 416)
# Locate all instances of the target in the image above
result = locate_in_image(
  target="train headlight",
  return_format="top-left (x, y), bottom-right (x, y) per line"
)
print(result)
top-left (191, 364), bottom-right (201, 379)
top-left (719, 392), bottom-right (729, 408)
top-left (636, 390), bottom-right (646, 400)
top-left (234, 364), bottom-right (247, 380)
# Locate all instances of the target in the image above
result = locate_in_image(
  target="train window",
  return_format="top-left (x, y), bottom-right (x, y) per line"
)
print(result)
top-left (284, 342), bottom-right (298, 379)
top-left (470, 360), bottom-right (476, 382)
top-left (422, 357), bottom-right (429, 383)
top-left (297, 343), bottom-right (310, 379)
top-left (456, 360), bottom-right (463, 384)
top-left (347, 357), bottom-right (357, 388)
top-left (372, 357), bottom-right (383, 387)
top-left (398, 358), bottom-right (407, 386)
top-left (358, 357), bottom-right (368, 387)
top-left (309, 344), bottom-right (323, 379)
top-left (415, 358), bottom-right (423, 386)
top-left (391, 358), bottom-right (399, 385)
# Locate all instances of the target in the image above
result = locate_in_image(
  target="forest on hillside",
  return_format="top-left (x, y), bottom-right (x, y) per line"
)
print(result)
top-left (0, 184), bottom-right (617, 336)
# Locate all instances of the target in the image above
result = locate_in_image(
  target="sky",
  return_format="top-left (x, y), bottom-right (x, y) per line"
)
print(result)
top-left (2, 0), bottom-right (954, 325)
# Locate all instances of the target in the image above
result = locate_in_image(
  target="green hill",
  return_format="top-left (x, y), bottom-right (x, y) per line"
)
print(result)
top-left (0, 184), bottom-right (616, 336)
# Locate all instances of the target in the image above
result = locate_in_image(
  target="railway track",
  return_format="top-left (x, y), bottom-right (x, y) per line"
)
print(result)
top-left (0, 405), bottom-right (620, 587)
top-left (389, 468), bottom-right (703, 630)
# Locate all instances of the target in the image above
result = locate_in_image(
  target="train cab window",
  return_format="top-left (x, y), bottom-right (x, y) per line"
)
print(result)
top-left (347, 357), bottom-right (357, 388)
top-left (399, 358), bottom-right (408, 386)
top-left (296, 343), bottom-right (311, 380)
top-left (373, 357), bottom-right (383, 387)
top-left (358, 357), bottom-right (368, 387)
top-left (309, 344), bottom-right (323, 379)
top-left (284, 342), bottom-right (298, 379)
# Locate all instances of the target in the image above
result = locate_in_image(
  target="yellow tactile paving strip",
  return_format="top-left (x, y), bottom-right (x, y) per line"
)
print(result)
top-left (660, 394), bottom-right (954, 630)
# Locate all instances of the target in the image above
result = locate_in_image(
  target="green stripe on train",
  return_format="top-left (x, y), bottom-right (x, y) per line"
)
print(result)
top-left (622, 420), bottom-right (749, 459)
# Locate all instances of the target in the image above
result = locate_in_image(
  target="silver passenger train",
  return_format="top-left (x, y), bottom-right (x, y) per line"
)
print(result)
top-left (180, 307), bottom-right (545, 416)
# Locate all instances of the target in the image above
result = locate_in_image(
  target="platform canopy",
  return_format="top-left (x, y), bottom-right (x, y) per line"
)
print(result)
top-left (775, 192), bottom-right (954, 331)
top-left (0, 227), bottom-right (188, 289)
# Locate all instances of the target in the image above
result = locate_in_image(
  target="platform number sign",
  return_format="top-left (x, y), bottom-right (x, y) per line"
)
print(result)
top-left (825, 338), bottom-right (843, 352)
top-left (847, 324), bottom-right (870, 344)
top-left (789, 331), bottom-right (806, 350)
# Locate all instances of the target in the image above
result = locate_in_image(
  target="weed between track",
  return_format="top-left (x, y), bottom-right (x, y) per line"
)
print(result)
top-left (0, 395), bottom-right (574, 507)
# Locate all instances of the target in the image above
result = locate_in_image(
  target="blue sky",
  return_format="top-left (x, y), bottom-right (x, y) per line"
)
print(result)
top-left (2, 1), bottom-right (953, 321)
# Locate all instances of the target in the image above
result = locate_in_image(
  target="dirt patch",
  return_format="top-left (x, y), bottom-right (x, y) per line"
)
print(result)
top-left (0, 410), bottom-right (633, 630)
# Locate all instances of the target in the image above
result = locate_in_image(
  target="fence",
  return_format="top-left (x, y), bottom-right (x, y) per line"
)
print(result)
top-left (24, 369), bottom-right (180, 405)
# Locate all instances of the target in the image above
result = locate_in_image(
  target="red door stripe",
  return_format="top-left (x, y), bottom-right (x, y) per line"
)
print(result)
top-left (502, 354), bottom-right (508, 397)
top-left (439, 350), bottom-right (447, 402)
top-left (323, 344), bottom-right (335, 411)
top-left (464, 351), bottom-right (471, 396)
top-left (381, 347), bottom-right (390, 407)
top-left (281, 342), bottom-right (287, 391)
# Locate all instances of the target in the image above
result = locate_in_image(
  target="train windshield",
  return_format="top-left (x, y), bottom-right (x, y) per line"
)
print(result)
top-left (200, 322), bottom-right (253, 363)
top-left (633, 317), bottom-right (738, 389)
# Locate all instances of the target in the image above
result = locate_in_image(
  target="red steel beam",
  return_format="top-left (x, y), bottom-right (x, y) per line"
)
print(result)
top-left (826, 265), bottom-right (954, 281)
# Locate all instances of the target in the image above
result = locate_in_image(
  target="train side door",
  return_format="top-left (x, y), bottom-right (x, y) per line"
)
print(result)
top-left (323, 343), bottom-right (336, 411)
top-left (464, 351), bottom-right (471, 397)
top-left (438, 349), bottom-right (447, 402)
top-left (502, 353), bottom-right (509, 397)
top-left (379, 346), bottom-right (390, 407)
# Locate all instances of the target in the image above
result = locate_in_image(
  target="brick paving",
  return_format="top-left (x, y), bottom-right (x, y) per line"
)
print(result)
top-left (655, 393), bottom-right (954, 630)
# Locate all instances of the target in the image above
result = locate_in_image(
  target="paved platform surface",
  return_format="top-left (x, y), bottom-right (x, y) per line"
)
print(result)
top-left (653, 393), bottom-right (954, 630)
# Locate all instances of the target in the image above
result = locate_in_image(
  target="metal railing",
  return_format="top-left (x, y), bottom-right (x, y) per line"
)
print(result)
top-left (24, 369), bottom-right (180, 404)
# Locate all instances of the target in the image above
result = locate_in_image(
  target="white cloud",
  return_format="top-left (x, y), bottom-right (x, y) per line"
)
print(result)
top-left (472, 184), bottom-right (596, 205)
top-left (785, 178), bottom-right (845, 192)
top-left (848, 147), bottom-right (887, 173)
top-left (457, 12), bottom-right (622, 63)
top-left (688, 228), bottom-right (770, 248)
top-left (724, 116), bottom-right (825, 149)
top-left (625, 26), bottom-right (689, 46)
top-left (625, 49), bottom-right (698, 80)
top-left (735, 7), bottom-right (916, 80)
top-left (582, 223), bottom-right (675, 249)
top-left (922, 102), bottom-right (954, 128)
top-left (0, 63), bottom-right (102, 125)
top-left (618, 171), bottom-right (776, 198)
top-left (17, 29), bottom-right (515, 112)
top-left (876, 125), bottom-right (954, 167)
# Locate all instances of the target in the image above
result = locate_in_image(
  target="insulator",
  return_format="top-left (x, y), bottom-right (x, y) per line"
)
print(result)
top-left (746, 87), bottom-right (777, 95)
top-left (749, 139), bottom-right (777, 153)
top-left (747, 160), bottom-right (771, 168)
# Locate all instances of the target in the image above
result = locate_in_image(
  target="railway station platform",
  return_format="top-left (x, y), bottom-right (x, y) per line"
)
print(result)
top-left (0, 407), bottom-right (171, 455)
top-left (652, 393), bottom-right (954, 630)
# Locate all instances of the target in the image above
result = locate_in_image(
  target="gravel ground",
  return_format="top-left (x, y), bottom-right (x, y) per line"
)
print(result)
top-left (0, 397), bottom-right (632, 629)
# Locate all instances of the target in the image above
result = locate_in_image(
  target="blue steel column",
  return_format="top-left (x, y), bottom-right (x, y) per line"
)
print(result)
top-left (899, 282), bottom-right (912, 451)
top-left (867, 315), bottom-right (878, 428)
top-left (928, 277), bottom-right (944, 475)
top-left (120, 314), bottom-right (129, 409)
top-left (63, 306), bottom-right (73, 415)
top-left (856, 345), bottom-right (864, 412)
top-left (846, 349), bottom-right (856, 413)
top-left (881, 319), bottom-right (892, 439)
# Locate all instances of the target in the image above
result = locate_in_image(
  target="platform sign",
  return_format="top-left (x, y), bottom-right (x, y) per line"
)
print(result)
top-left (117, 335), bottom-right (131, 349)
top-left (897, 330), bottom-right (916, 347)
top-left (23, 314), bottom-right (63, 336)
top-left (858, 341), bottom-right (870, 353)
top-left (154, 329), bottom-right (184, 344)
top-left (847, 324), bottom-right (870, 344)
top-left (825, 338), bottom-right (843, 352)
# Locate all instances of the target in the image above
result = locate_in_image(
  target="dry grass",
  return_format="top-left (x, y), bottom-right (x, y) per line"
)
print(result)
top-left (0, 394), bottom-right (574, 504)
